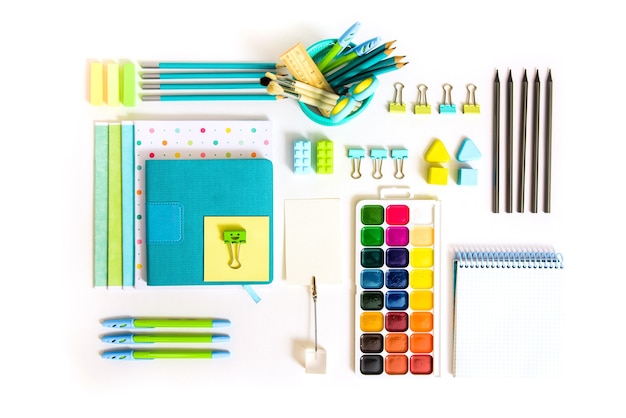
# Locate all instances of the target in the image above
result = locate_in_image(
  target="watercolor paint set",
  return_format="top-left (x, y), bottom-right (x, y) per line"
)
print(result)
top-left (354, 193), bottom-right (441, 376)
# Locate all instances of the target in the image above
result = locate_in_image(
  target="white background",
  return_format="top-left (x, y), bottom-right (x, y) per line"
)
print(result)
top-left (1, 1), bottom-right (623, 416)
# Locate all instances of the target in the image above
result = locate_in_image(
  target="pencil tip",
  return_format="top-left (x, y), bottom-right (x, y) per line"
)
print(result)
top-left (140, 95), bottom-right (161, 101)
top-left (494, 70), bottom-right (500, 82)
top-left (259, 76), bottom-right (270, 86)
top-left (139, 61), bottom-right (158, 69)
top-left (547, 69), bottom-right (552, 81)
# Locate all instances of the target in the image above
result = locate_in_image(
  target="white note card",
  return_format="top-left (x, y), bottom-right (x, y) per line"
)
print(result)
top-left (284, 199), bottom-right (341, 285)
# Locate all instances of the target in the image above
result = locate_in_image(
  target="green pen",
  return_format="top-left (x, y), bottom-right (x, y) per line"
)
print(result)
top-left (101, 333), bottom-right (230, 344)
top-left (101, 317), bottom-right (231, 329)
top-left (102, 349), bottom-right (230, 360)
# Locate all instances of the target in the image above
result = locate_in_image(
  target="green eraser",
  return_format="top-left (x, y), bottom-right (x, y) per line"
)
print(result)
top-left (121, 62), bottom-right (136, 107)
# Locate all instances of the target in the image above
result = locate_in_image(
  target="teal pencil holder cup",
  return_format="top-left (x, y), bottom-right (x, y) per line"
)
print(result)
top-left (300, 39), bottom-right (373, 126)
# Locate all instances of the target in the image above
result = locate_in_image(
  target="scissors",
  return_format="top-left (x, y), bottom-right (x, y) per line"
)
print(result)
top-left (330, 76), bottom-right (380, 123)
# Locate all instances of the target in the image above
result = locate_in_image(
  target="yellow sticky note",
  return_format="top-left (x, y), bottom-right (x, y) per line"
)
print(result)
top-left (106, 62), bottom-right (119, 106)
top-left (203, 216), bottom-right (270, 283)
top-left (89, 62), bottom-right (104, 105)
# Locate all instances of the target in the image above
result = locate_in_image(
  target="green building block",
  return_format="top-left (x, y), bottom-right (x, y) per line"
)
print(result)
top-left (316, 139), bottom-right (333, 174)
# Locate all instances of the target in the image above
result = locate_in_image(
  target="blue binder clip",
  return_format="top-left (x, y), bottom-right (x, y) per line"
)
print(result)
top-left (439, 83), bottom-right (456, 114)
top-left (370, 148), bottom-right (387, 179)
top-left (348, 148), bottom-right (365, 179)
top-left (391, 148), bottom-right (408, 179)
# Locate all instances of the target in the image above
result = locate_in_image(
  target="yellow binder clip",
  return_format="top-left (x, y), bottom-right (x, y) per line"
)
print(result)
top-left (388, 82), bottom-right (406, 113)
top-left (463, 83), bottom-right (480, 114)
top-left (414, 84), bottom-right (431, 114)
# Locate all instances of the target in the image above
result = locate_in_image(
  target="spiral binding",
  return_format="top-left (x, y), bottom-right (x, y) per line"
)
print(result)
top-left (454, 250), bottom-right (563, 269)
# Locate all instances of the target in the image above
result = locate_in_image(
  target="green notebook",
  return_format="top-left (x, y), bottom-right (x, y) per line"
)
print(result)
top-left (145, 158), bottom-right (273, 286)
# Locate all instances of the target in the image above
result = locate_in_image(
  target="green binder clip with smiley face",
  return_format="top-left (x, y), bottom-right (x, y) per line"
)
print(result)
top-left (224, 229), bottom-right (246, 269)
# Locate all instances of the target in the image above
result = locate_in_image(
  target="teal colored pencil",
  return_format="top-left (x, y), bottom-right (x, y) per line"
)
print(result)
top-left (329, 48), bottom-right (395, 89)
top-left (337, 62), bottom-right (408, 90)
top-left (141, 82), bottom-right (263, 90)
top-left (140, 72), bottom-right (268, 80)
top-left (140, 61), bottom-right (284, 70)
top-left (325, 41), bottom-right (394, 81)
top-left (140, 94), bottom-right (280, 101)
top-left (358, 55), bottom-right (405, 75)
top-left (327, 47), bottom-right (394, 85)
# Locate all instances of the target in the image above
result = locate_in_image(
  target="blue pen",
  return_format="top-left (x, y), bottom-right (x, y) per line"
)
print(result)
top-left (323, 36), bottom-right (382, 74)
top-left (102, 349), bottom-right (231, 360)
top-left (316, 21), bottom-right (361, 72)
top-left (101, 317), bottom-right (231, 329)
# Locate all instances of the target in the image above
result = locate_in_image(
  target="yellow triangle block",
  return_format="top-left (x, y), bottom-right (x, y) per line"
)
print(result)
top-left (424, 139), bottom-right (450, 163)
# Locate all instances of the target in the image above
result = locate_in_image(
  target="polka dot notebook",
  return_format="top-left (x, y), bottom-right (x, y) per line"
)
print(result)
top-left (452, 250), bottom-right (564, 377)
top-left (93, 120), bottom-right (273, 288)
top-left (133, 120), bottom-right (273, 287)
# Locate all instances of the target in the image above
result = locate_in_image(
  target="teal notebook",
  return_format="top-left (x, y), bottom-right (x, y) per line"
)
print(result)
top-left (145, 159), bottom-right (273, 286)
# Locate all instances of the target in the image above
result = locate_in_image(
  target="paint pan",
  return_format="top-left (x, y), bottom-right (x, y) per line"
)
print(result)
top-left (355, 195), bottom-right (441, 376)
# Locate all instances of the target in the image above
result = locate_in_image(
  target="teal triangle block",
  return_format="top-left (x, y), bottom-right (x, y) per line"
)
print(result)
top-left (456, 138), bottom-right (481, 162)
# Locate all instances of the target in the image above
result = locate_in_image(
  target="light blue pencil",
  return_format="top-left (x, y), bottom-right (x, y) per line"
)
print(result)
top-left (141, 82), bottom-right (263, 90)
top-left (141, 94), bottom-right (280, 101)
top-left (140, 72), bottom-right (268, 80)
top-left (140, 61), bottom-right (284, 70)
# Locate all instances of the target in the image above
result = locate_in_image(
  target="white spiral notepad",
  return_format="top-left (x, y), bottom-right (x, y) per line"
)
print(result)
top-left (452, 250), bottom-right (564, 377)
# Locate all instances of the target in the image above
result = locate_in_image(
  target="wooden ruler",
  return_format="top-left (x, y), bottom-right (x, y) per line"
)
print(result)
top-left (279, 42), bottom-right (335, 116)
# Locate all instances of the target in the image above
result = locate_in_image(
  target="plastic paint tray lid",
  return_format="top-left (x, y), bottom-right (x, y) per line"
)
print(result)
top-left (299, 39), bottom-right (373, 126)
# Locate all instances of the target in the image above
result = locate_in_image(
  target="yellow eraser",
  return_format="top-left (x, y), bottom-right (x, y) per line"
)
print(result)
top-left (424, 139), bottom-right (450, 163)
top-left (89, 62), bottom-right (104, 106)
top-left (105, 62), bottom-right (119, 106)
top-left (427, 166), bottom-right (448, 185)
